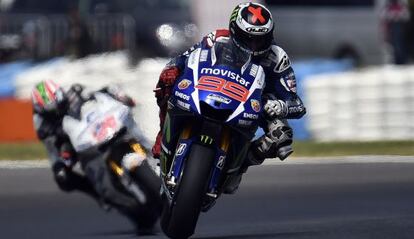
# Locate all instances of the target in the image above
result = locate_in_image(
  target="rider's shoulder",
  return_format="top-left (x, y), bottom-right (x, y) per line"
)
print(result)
top-left (262, 44), bottom-right (292, 73)
top-left (204, 29), bottom-right (230, 47)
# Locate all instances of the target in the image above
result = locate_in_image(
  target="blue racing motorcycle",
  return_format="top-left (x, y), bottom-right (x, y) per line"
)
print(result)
top-left (160, 41), bottom-right (265, 239)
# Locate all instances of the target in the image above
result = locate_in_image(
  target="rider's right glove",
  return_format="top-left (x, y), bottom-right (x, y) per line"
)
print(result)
top-left (263, 99), bottom-right (288, 119)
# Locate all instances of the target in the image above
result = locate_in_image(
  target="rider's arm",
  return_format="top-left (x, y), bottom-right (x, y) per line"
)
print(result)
top-left (262, 46), bottom-right (306, 119)
top-left (155, 29), bottom-right (231, 105)
top-left (168, 29), bottom-right (231, 71)
top-left (33, 114), bottom-right (61, 165)
top-left (99, 85), bottom-right (135, 107)
top-left (33, 113), bottom-right (77, 179)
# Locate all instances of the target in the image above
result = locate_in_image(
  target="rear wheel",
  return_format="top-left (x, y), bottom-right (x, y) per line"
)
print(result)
top-left (162, 144), bottom-right (216, 239)
top-left (111, 142), bottom-right (163, 231)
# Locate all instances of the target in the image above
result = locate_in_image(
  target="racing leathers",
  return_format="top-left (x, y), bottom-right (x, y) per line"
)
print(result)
top-left (33, 84), bottom-right (135, 201)
top-left (153, 29), bottom-right (306, 166)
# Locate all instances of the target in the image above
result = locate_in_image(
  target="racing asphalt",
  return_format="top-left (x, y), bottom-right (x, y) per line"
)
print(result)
top-left (1, 156), bottom-right (414, 239)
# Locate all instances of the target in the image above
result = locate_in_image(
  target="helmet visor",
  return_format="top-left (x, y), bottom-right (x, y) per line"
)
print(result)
top-left (233, 24), bottom-right (273, 54)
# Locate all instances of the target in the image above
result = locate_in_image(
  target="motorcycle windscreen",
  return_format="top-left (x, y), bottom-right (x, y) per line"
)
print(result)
top-left (194, 41), bottom-right (264, 123)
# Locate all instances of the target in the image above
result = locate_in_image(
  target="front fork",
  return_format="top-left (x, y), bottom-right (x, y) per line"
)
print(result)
top-left (161, 123), bottom-right (232, 200)
top-left (108, 141), bottom-right (148, 204)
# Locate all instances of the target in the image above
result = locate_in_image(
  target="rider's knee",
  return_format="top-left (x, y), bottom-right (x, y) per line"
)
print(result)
top-left (250, 119), bottom-right (294, 162)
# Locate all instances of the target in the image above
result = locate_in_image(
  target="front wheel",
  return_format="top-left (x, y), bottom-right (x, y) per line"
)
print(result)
top-left (162, 144), bottom-right (216, 239)
top-left (130, 160), bottom-right (163, 229)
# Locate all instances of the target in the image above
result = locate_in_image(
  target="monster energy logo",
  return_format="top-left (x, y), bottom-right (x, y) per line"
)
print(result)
top-left (200, 135), bottom-right (213, 145)
top-left (230, 6), bottom-right (240, 22)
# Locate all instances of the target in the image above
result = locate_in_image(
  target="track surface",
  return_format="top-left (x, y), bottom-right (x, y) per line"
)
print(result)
top-left (1, 157), bottom-right (414, 239)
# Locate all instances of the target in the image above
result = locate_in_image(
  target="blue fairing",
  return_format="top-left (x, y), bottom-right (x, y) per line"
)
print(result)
top-left (162, 41), bottom-right (266, 198)
top-left (171, 43), bottom-right (265, 129)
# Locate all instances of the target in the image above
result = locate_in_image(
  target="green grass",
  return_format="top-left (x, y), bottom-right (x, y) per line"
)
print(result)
top-left (0, 140), bottom-right (413, 160)
top-left (292, 140), bottom-right (414, 157)
top-left (0, 142), bottom-right (47, 160)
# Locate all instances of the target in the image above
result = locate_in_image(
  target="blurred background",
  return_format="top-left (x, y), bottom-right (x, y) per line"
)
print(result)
top-left (0, 0), bottom-right (413, 151)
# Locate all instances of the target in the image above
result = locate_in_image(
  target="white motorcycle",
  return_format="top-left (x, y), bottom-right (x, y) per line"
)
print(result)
top-left (62, 92), bottom-right (161, 231)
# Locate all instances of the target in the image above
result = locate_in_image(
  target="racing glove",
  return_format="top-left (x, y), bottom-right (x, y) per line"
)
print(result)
top-left (154, 66), bottom-right (180, 106)
top-left (264, 99), bottom-right (288, 119)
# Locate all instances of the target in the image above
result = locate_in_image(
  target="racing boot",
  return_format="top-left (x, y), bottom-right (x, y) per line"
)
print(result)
top-left (224, 119), bottom-right (293, 194)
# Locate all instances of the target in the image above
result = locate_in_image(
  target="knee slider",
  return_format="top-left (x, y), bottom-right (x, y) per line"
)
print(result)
top-left (268, 119), bottom-right (293, 147)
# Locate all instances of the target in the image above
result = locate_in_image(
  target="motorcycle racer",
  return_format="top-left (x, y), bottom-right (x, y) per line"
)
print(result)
top-left (153, 2), bottom-right (306, 192)
top-left (31, 80), bottom-right (154, 211)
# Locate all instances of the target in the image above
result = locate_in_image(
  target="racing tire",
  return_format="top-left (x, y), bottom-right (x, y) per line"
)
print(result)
top-left (131, 160), bottom-right (163, 229)
top-left (162, 144), bottom-right (216, 239)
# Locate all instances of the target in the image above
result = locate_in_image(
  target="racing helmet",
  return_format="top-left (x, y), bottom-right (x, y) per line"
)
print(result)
top-left (229, 2), bottom-right (274, 56)
top-left (31, 80), bottom-right (67, 115)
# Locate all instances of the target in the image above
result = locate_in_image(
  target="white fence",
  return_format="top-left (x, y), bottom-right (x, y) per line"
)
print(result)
top-left (305, 65), bottom-right (414, 141)
top-left (15, 52), bottom-right (167, 146)
top-left (14, 53), bottom-right (414, 142)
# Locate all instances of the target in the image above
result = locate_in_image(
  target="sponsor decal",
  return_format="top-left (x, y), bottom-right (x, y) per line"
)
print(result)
top-left (175, 91), bottom-right (190, 101)
top-left (238, 119), bottom-right (253, 126)
top-left (243, 112), bottom-right (259, 120)
top-left (195, 76), bottom-right (249, 102)
top-left (201, 68), bottom-right (251, 87)
top-left (230, 6), bottom-right (240, 22)
top-left (288, 104), bottom-right (305, 114)
top-left (274, 55), bottom-right (291, 73)
top-left (178, 79), bottom-right (192, 90)
top-left (245, 27), bottom-right (269, 33)
top-left (200, 135), bottom-right (213, 144)
top-left (176, 100), bottom-right (190, 111)
top-left (200, 50), bottom-right (209, 62)
top-left (287, 79), bottom-right (297, 93)
top-left (250, 64), bottom-right (259, 77)
top-left (280, 72), bottom-right (297, 93)
top-left (250, 99), bottom-right (261, 112)
top-left (248, 6), bottom-right (266, 24)
top-left (176, 143), bottom-right (187, 156)
top-left (216, 156), bottom-right (226, 169)
top-left (207, 93), bottom-right (231, 104)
